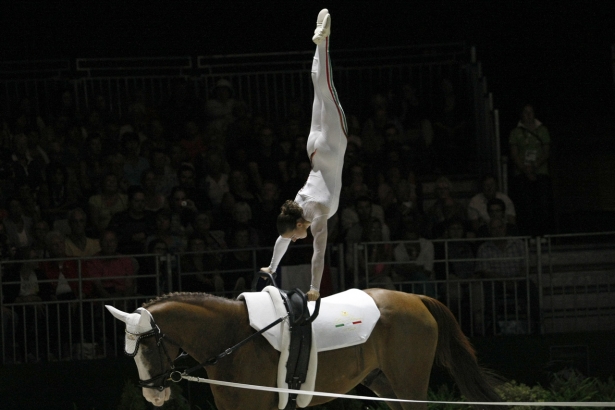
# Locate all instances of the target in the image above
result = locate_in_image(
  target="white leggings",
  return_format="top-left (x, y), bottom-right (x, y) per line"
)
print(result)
top-left (305, 37), bottom-right (348, 216)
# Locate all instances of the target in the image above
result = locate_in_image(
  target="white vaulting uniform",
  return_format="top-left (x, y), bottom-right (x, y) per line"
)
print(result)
top-left (268, 35), bottom-right (348, 290)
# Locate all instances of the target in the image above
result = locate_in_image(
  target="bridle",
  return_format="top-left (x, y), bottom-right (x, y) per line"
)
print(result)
top-left (125, 314), bottom-right (186, 391)
top-left (125, 307), bottom-right (288, 391)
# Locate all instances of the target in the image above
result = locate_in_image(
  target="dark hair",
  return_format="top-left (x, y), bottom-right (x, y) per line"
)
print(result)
top-left (127, 185), bottom-right (145, 201)
top-left (276, 200), bottom-right (303, 235)
top-left (480, 173), bottom-right (497, 184)
top-left (354, 195), bottom-right (372, 207)
top-left (121, 131), bottom-right (140, 146)
top-left (487, 197), bottom-right (506, 213)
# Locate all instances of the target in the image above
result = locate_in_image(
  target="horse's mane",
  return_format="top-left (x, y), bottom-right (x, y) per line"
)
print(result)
top-left (142, 292), bottom-right (233, 309)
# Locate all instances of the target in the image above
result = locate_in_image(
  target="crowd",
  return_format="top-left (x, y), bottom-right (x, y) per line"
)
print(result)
top-left (0, 78), bottom-right (551, 360)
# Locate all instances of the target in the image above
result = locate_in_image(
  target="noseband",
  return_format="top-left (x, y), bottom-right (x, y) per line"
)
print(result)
top-left (125, 313), bottom-right (185, 391)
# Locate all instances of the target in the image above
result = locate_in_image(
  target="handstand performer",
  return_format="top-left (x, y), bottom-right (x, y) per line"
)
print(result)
top-left (260, 8), bottom-right (347, 301)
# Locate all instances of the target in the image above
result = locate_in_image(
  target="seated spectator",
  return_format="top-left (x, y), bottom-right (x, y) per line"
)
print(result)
top-left (30, 219), bottom-right (50, 259)
top-left (341, 195), bottom-right (387, 236)
top-left (467, 174), bottom-right (516, 235)
top-left (121, 132), bottom-right (150, 187)
top-left (344, 196), bottom-right (390, 274)
top-left (65, 208), bottom-right (101, 257)
top-left (38, 162), bottom-right (80, 227)
top-left (246, 125), bottom-right (289, 191)
top-left (108, 185), bottom-right (156, 254)
top-left (228, 169), bottom-right (257, 209)
top-left (220, 224), bottom-right (257, 297)
top-left (251, 180), bottom-right (281, 245)
top-left (79, 133), bottom-right (107, 198)
top-left (192, 211), bottom-right (227, 252)
top-left (340, 164), bottom-right (371, 211)
top-left (145, 208), bottom-right (186, 254)
top-left (176, 163), bottom-right (212, 213)
top-left (358, 218), bottom-right (395, 290)
top-left (180, 234), bottom-right (224, 293)
top-left (85, 230), bottom-right (136, 300)
top-left (196, 149), bottom-right (229, 211)
top-left (10, 132), bottom-right (45, 190)
top-left (205, 79), bottom-right (237, 134)
top-left (140, 169), bottom-right (167, 212)
top-left (3, 197), bottom-right (34, 251)
top-left (475, 217), bottom-right (539, 333)
top-left (475, 198), bottom-right (520, 238)
top-left (425, 176), bottom-right (467, 239)
top-left (392, 211), bottom-right (435, 296)
top-left (15, 182), bottom-right (41, 221)
top-left (228, 201), bottom-right (260, 247)
top-left (168, 186), bottom-right (199, 238)
top-left (88, 173), bottom-right (128, 235)
top-left (149, 149), bottom-right (178, 198)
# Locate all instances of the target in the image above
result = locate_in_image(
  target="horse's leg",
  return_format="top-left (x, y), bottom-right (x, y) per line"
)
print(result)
top-left (361, 369), bottom-right (404, 410)
top-left (376, 295), bottom-right (439, 410)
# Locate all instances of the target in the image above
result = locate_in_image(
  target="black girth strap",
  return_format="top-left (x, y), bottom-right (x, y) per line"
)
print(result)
top-left (279, 288), bottom-right (315, 410)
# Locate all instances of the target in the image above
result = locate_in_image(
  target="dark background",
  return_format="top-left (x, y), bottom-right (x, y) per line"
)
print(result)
top-left (2, 1), bottom-right (614, 124)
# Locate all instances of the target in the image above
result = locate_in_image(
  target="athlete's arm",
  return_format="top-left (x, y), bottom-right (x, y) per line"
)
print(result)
top-left (265, 236), bottom-right (292, 274)
top-left (309, 214), bottom-right (328, 294)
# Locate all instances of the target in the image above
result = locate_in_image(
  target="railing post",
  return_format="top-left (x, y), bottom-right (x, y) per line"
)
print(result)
top-left (536, 236), bottom-right (544, 335)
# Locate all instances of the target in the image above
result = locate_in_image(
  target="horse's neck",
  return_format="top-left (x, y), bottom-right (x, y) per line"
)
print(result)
top-left (155, 298), bottom-right (250, 362)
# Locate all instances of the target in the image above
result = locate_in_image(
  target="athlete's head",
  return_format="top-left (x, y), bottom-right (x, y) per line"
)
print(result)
top-left (277, 200), bottom-right (309, 242)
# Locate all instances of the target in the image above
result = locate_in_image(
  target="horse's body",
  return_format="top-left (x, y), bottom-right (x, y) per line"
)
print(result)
top-left (109, 289), bottom-right (501, 410)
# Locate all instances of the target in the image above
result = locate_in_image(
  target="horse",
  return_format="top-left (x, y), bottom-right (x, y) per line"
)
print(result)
top-left (107, 289), bottom-right (502, 409)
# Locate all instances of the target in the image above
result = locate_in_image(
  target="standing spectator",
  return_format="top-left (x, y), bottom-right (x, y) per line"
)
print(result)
top-left (85, 230), bottom-right (136, 300)
top-left (107, 185), bottom-right (156, 254)
top-left (205, 79), bottom-right (237, 134)
top-left (3, 197), bottom-right (33, 251)
top-left (509, 103), bottom-right (553, 236)
top-left (467, 174), bottom-right (516, 235)
top-left (88, 173), bottom-right (128, 235)
top-left (64, 208), bottom-right (101, 257)
top-left (424, 176), bottom-right (467, 239)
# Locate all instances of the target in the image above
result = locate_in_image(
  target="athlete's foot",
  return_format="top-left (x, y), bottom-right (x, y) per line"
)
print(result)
top-left (312, 8), bottom-right (331, 45)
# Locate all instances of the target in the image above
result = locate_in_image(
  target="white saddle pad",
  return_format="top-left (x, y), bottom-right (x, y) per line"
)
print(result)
top-left (238, 287), bottom-right (381, 409)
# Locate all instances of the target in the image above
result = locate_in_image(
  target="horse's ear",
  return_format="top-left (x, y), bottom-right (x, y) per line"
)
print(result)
top-left (106, 305), bottom-right (131, 323)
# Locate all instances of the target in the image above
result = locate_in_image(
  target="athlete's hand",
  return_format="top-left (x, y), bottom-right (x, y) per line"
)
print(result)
top-left (260, 267), bottom-right (273, 279)
top-left (307, 289), bottom-right (320, 301)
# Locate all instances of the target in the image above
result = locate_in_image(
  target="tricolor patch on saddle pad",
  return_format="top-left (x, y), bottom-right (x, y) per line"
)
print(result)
top-left (238, 287), bottom-right (380, 409)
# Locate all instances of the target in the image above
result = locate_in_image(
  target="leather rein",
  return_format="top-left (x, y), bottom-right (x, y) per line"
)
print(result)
top-left (126, 309), bottom-right (288, 391)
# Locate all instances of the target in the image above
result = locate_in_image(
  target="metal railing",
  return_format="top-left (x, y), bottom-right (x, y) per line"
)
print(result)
top-left (2, 231), bottom-right (612, 364)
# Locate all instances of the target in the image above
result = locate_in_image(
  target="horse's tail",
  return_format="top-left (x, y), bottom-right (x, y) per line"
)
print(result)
top-left (418, 295), bottom-right (503, 407)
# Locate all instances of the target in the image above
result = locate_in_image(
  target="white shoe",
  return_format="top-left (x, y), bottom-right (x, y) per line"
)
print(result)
top-left (312, 9), bottom-right (331, 45)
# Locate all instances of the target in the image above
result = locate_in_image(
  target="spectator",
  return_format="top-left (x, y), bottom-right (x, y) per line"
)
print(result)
top-left (145, 208), bottom-right (185, 254)
top-left (10, 132), bottom-right (45, 190)
top-left (148, 149), bottom-right (177, 198)
top-left (179, 119), bottom-right (208, 163)
top-left (467, 174), bottom-right (516, 234)
top-left (475, 217), bottom-right (539, 333)
top-left (64, 208), bottom-right (101, 257)
top-left (180, 234), bottom-right (224, 293)
top-left (229, 201), bottom-right (260, 247)
top-left (228, 169), bottom-right (257, 209)
top-left (359, 218), bottom-right (395, 290)
top-left (247, 125), bottom-right (289, 191)
top-left (392, 210), bottom-right (435, 296)
top-left (78, 133), bottom-right (107, 198)
top-left (205, 79), bottom-right (237, 134)
top-left (30, 219), bottom-right (50, 259)
top-left (476, 198), bottom-right (520, 238)
top-left (344, 196), bottom-right (390, 273)
top-left (140, 169), bottom-right (167, 212)
top-left (176, 163), bottom-right (212, 213)
top-left (121, 131), bottom-right (150, 187)
top-left (424, 176), bottom-right (467, 239)
top-left (221, 225), bottom-right (256, 297)
top-left (40, 230), bottom-right (89, 300)
top-left (251, 180), bottom-right (281, 245)
top-left (341, 195), bottom-right (387, 236)
top-left (88, 173), bottom-right (128, 235)
top-left (196, 149), bottom-right (229, 211)
top-left (15, 182), bottom-right (41, 221)
top-left (3, 197), bottom-right (34, 251)
top-left (340, 164), bottom-right (371, 211)
top-left (107, 185), bottom-right (156, 254)
top-left (168, 186), bottom-right (199, 238)
top-left (85, 230), bottom-right (136, 300)
top-left (509, 103), bottom-right (553, 236)
top-left (38, 162), bottom-right (80, 226)
top-left (192, 211), bottom-right (227, 252)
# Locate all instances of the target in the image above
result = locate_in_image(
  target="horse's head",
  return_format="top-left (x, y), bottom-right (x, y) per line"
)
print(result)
top-left (106, 305), bottom-right (180, 406)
